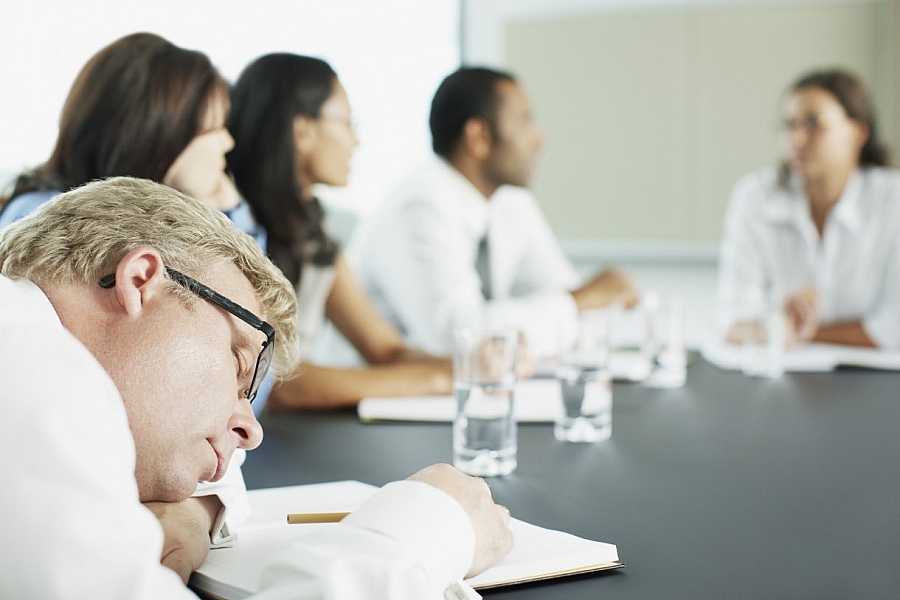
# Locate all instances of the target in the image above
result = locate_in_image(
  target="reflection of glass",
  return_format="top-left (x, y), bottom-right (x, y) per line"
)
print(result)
top-left (643, 293), bottom-right (687, 389)
top-left (453, 326), bottom-right (518, 476)
top-left (554, 310), bottom-right (613, 443)
top-left (642, 291), bottom-right (662, 363)
top-left (737, 285), bottom-right (785, 378)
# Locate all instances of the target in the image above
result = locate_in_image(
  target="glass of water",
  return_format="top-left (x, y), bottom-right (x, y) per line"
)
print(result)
top-left (554, 309), bottom-right (613, 443)
top-left (643, 293), bottom-right (687, 389)
top-left (452, 325), bottom-right (518, 476)
top-left (737, 285), bottom-right (785, 378)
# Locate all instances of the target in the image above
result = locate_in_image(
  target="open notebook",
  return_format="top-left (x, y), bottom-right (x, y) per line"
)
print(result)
top-left (190, 481), bottom-right (621, 599)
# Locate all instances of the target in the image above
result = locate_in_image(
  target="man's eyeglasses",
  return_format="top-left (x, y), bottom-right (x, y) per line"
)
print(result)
top-left (99, 267), bottom-right (275, 403)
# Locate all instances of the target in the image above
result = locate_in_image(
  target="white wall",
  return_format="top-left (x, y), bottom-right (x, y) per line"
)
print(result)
top-left (0, 0), bottom-right (460, 216)
top-left (460, 0), bottom-right (896, 261)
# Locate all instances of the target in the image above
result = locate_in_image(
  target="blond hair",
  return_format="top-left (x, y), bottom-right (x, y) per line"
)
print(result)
top-left (0, 177), bottom-right (300, 378)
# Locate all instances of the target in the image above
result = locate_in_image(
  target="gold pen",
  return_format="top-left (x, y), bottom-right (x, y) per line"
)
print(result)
top-left (286, 511), bottom-right (350, 524)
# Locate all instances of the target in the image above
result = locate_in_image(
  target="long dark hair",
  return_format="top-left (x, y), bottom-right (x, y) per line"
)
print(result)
top-left (0, 32), bottom-right (228, 212)
top-left (228, 53), bottom-right (339, 288)
top-left (779, 68), bottom-right (889, 185)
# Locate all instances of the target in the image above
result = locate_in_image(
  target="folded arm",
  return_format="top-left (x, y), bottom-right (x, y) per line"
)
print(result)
top-left (268, 361), bottom-right (453, 409)
top-left (254, 464), bottom-right (513, 600)
top-left (144, 495), bottom-right (221, 583)
top-left (811, 321), bottom-right (876, 347)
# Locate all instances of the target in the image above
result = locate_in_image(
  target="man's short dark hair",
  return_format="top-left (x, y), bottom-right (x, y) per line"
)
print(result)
top-left (429, 67), bottom-right (517, 158)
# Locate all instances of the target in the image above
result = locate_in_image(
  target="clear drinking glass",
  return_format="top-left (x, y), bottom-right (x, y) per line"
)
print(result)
top-left (643, 293), bottom-right (687, 389)
top-left (452, 325), bottom-right (518, 476)
top-left (554, 310), bottom-right (613, 443)
top-left (738, 285), bottom-right (785, 378)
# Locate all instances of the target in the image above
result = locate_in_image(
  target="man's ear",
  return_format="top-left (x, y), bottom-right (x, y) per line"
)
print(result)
top-left (111, 246), bottom-right (169, 316)
top-left (462, 117), bottom-right (494, 161)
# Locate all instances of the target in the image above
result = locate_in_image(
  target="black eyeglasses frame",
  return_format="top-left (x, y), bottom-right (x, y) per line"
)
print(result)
top-left (98, 266), bottom-right (275, 403)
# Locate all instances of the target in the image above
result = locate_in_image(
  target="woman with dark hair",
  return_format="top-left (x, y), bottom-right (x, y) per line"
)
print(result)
top-left (228, 53), bottom-right (452, 410)
top-left (0, 32), bottom-right (262, 246)
top-left (716, 68), bottom-right (900, 349)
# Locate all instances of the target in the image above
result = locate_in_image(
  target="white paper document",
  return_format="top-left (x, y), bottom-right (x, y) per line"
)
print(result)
top-left (190, 481), bottom-right (620, 599)
top-left (358, 351), bottom-right (654, 424)
top-left (532, 350), bottom-right (652, 382)
top-left (358, 378), bottom-right (563, 423)
top-left (701, 341), bottom-right (900, 373)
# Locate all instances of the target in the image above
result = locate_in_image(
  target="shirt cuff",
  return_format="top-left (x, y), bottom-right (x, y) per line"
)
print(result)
top-left (193, 449), bottom-right (249, 547)
top-left (525, 291), bottom-right (580, 359)
top-left (862, 312), bottom-right (899, 351)
top-left (343, 480), bottom-right (476, 593)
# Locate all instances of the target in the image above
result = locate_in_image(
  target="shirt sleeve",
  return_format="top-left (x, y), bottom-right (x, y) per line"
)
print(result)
top-left (861, 195), bottom-right (900, 350)
top-left (251, 481), bottom-right (478, 600)
top-left (193, 449), bottom-right (250, 547)
top-left (368, 195), bottom-right (577, 358)
top-left (715, 174), bottom-right (769, 336)
top-left (501, 191), bottom-right (580, 295)
top-left (484, 192), bottom-right (580, 358)
top-left (1, 323), bottom-right (195, 600)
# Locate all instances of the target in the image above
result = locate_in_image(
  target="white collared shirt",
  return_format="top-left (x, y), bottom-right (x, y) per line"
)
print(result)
top-left (715, 166), bottom-right (900, 349)
top-left (0, 274), bottom-right (476, 599)
top-left (335, 156), bottom-right (580, 360)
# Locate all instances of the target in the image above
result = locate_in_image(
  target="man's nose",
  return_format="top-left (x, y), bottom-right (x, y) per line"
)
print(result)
top-left (230, 397), bottom-right (264, 451)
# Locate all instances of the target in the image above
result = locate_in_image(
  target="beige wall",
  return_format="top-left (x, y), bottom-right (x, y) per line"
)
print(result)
top-left (505, 1), bottom-right (895, 246)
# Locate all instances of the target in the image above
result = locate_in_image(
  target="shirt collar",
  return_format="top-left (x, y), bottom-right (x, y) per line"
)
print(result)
top-left (434, 156), bottom-right (491, 237)
top-left (0, 274), bottom-right (63, 329)
top-left (761, 169), bottom-right (864, 232)
top-left (829, 169), bottom-right (864, 232)
top-left (760, 173), bottom-right (805, 224)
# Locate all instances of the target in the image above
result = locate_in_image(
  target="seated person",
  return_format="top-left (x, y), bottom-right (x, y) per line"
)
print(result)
top-left (0, 33), bottom-right (257, 241)
top-left (0, 32), bottom-right (264, 578)
top-left (716, 69), bottom-right (900, 349)
top-left (227, 54), bottom-right (452, 410)
top-left (328, 67), bottom-right (637, 362)
top-left (0, 177), bottom-right (513, 598)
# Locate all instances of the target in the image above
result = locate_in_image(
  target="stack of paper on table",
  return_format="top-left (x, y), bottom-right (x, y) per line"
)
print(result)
top-left (702, 341), bottom-right (900, 373)
top-left (359, 378), bottom-right (562, 423)
top-left (530, 350), bottom-right (652, 382)
top-left (190, 481), bottom-right (621, 599)
top-left (358, 350), bottom-right (653, 424)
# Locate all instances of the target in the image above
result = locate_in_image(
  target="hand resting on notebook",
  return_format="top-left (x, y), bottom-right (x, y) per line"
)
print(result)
top-left (408, 463), bottom-right (514, 577)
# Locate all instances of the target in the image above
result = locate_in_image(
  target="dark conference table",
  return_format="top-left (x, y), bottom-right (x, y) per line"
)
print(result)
top-left (243, 357), bottom-right (900, 599)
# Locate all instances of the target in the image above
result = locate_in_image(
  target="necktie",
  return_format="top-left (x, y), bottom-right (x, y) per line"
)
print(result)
top-left (475, 234), bottom-right (492, 300)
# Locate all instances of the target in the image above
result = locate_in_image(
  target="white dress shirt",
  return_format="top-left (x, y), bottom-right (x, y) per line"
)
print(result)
top-left (3, 188), bottom-right (255, 542)
top-left (0, 274), bottom-right (476, 599)
top-left (295, 263), bottom-right (337, 359)
top-left (333, 156), bottom-right (580, 360)
top-left (716, 166), bottom-right (900, 349)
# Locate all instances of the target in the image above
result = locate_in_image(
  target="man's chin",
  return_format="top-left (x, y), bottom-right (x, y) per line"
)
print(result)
top-left (136, 473), bottom-right (199, 503)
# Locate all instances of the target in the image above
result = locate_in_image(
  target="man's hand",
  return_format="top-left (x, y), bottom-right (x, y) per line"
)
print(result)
top-left (407, 463), bottom-right (514, 578)
top-left (570, 268), bottom-right (639, 311)
top-left (144, 495), bottom-right (221, 583)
